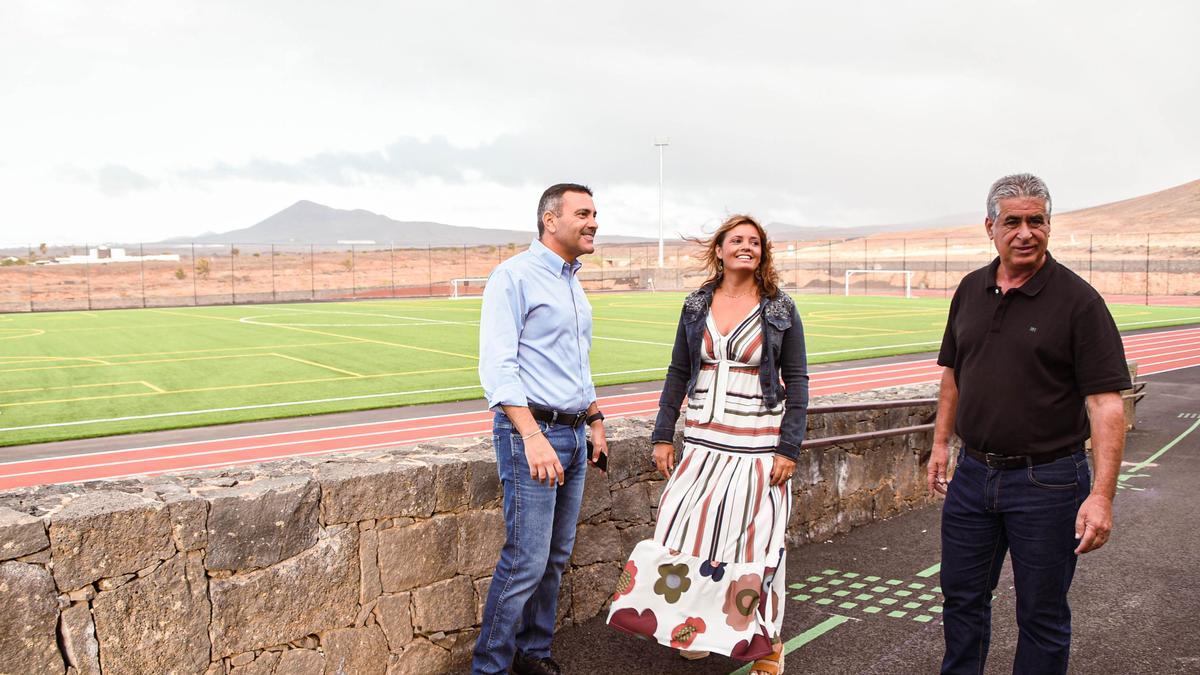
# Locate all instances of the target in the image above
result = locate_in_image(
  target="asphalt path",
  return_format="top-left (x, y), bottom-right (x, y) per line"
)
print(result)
top-left (541, 365), bottom-right (1200, 674)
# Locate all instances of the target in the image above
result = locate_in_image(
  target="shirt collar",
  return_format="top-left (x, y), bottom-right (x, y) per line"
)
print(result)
top-left (985, 251), bottom-right (1057, 297)
top-left (529, 238), bottom-right (582, 278)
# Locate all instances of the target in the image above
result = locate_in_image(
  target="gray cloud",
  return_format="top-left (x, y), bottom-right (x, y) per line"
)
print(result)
top-left (61, 164), bottom-right (158, 197)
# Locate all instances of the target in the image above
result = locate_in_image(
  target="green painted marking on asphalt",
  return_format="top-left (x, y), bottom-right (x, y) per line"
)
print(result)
top-left (855, 594), bottom-right (874, 601)
top-left (1119, 418), bottom-right (1200, 481)
top-left (730, 615), bottom-right (852, 675)
top-left (880, 597), bottom-right (898, 605)
top-left (849, 582), bottom-right (866, 589)
top-left (930, 606), bottom-right (943, 613)
top-left (888, 610), bottom-right (908, 618)
top-left (827, 578), bottom-right (845, 585)
top-left (789, 583), bottom-right (806, 590)
top-left (932, 586), bottom-right (942, 593)
top-left (806, 575), bottom-right (822, 582)
top-left (914, 615), bottom-right (934, 623)
top-left (816, 597), bottom-right (834, 605)
top-left (792, 593), bottom-right (811, 601)
top-left (908, 582), bottom-right (926, 589)
top-left (871, 586), bottom-right (888, 593)
top-left (842, 572), bottom-right (860, 578)
top-left (864, 606), bottom-right (882, 614)
top-left (864, 575), bottom-right (881, 582)
top-left (821, 569), bottom-right (839, 575)
top-left (811, 586), bottom-right (828, 593)
top-left (886, 579), bottom-right (902, 585)
top-left (904, 602), bottom-right (922, 609)
top-left (833, 590), bottom-right (851, 597)
top-left (838, 601), bottom-right (858, 609)
top-left (895, 590), bottom-right (912, 597)
top-left (916, 563), bottom-right (941, 578)
top-left (919, 594), bottom-right (935, 601)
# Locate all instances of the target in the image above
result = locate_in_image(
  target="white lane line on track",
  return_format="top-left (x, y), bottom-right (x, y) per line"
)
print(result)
top-left (25, 407), bottom-right (664, 485)
top-left (0, 390), bottom-right (667, 467)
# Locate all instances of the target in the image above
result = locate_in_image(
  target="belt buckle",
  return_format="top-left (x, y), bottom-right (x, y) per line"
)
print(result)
top-left (984, 452), bottom-right (1011, 469)
top-left (549, 410), bottom-right (560, 426)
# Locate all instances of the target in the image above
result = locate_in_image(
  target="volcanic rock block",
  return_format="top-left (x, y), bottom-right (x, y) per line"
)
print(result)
top-left (49, 491), bottom-right (173, 591)
top-left (204, 476), bottom-right (319, 571)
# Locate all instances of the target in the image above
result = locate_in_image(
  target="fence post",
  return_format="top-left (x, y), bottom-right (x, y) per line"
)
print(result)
top-left (191, 243), bottom-right (198, 306)
top-left (84, 242), bottom-right (92, 310)
top-left (390, 242), bottom-right (396, 298)
top-left (827, 240), bottom-right (832, 295)
top-left (310, 244), bottom-right (315, 301)
top-left (428, 245), bottom-right (433, 297)
top-left (351, 244), bottom-right (357, 298)
top-left (1144, 232), bottom-right (1150, 306)
top-left (230, 244), bottom-right (236, 304)
top-left (462, 245), bottom-right (468, 280)
top-left (1088, 234), bottom-right (1093, 284)
top-left (139, 243), bottom-right (147, 308)
top-left (943, 237), bottom-right (949, 297)
top-left (27, 244), bottom-right (34, 311)
top-left (270, 244), bottom-right (277, 302)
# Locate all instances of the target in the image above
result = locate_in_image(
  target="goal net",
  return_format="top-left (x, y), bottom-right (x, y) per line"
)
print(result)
top-left (844, 269), bottom-right (914, 298)
top-left (450, 277), bottom-right (490, 299)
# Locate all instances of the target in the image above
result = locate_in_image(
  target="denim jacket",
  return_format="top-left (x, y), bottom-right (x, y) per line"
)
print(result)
top-left (651, 284), bottom-right (810, 459)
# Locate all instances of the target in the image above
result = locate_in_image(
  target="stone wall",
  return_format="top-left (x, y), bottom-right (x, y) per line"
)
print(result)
top-left (0, 387), bottom-right (938, 675)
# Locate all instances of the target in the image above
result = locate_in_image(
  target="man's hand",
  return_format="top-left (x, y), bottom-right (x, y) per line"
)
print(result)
top-left (927, 442), bottom-right (951, 495)
top-left (770, 455), bottom-right (796, 487)
top-left (1074, 493), bottom-right (1113, 554)
top-left (524, 432), bottom-right (564, 486)
top-left (589, 420), bottom-right (608, 468)
top-left (653, 442), bottom-right (675, 479)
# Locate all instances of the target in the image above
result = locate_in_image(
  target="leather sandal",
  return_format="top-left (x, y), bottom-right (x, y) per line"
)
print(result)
top-left (749, 639), bottom-right (784, 675)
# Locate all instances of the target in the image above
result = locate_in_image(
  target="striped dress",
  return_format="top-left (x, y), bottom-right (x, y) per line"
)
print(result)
top-left (607, 305), bottom-right (791, 660)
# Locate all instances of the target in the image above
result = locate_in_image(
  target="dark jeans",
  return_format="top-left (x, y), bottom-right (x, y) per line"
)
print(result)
top-left (940, 449), bottom-right (1091, 675)
top-left (471, 412), bottom-right (587, 675)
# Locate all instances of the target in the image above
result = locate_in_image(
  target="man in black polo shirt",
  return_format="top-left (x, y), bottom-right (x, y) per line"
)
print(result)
top-left (928, 173), bottom-right (1131, 674)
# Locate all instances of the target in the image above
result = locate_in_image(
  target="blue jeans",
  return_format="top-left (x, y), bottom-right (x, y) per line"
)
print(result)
top-left (940, 449), bottom-right (1090, 674)
top-left (472, 412), bottom-right (588, 675)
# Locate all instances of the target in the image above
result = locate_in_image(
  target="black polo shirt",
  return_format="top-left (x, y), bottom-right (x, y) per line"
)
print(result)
top-left (937, 252), bottom-right (1131, 456)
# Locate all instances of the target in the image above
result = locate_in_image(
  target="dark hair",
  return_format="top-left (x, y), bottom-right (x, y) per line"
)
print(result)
top-left (537, 183), bottom-right (593, 237)
top-left (690, 214), bottom-right (781, 298)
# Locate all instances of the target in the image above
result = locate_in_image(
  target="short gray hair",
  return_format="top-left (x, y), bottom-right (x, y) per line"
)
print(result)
top-left (536, 183), bottom-right (592, 237)
top-left (986, 173), bottom-right (1052, 221)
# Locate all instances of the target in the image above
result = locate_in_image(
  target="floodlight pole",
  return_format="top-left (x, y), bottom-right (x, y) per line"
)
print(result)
top-left (654, 138), bottom-right (669, 268)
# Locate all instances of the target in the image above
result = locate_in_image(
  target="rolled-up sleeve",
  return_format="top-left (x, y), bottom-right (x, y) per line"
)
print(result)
top-left (478, 268), bottom-right (527, 409)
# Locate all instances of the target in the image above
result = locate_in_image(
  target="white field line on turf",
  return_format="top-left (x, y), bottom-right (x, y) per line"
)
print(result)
top-left (34, 407), bottom-right (665, 485)
top-left (0, 367), bottom-right (669, 433)
top-left (4, 326), bottom-right (1190, 435)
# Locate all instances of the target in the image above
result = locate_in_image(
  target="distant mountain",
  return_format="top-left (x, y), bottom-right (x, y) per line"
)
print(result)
top-left (765, 211), bottom-right (980, 242)
top-left (163, 200), bottom-right (654, 246)
top-left (879, 179), bottom-right (1200, 239)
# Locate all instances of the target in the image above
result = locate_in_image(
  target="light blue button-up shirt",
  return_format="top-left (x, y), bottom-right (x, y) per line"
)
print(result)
top-left (478, 239), bottom-right (596, 412)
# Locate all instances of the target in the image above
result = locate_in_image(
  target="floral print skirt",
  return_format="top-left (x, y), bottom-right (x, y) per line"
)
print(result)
top-left (606, 445), bottom-right (792, 661)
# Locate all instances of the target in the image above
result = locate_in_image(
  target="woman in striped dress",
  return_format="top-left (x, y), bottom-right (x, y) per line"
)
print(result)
top-left (607, 215), bottom-right (809, 674)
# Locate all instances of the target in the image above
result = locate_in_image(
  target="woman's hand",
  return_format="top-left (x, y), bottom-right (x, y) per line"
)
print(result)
top-left (770, 455), bottom-right (796, 487)
top-left (653, 442), bottom-right (676, 479)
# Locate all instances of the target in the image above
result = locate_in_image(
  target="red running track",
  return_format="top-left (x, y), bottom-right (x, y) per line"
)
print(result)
top-left (2, 326), bottom-right (1197, 489)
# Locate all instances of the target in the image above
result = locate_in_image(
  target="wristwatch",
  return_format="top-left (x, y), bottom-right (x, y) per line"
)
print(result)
top-left (586, 411), bottom-right (605, 425)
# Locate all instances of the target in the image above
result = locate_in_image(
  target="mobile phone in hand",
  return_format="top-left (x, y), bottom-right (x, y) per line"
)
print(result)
top-left (587, 439), bottom-right (608, 472)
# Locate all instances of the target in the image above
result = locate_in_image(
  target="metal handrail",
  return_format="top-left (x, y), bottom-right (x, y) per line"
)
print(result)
top-left (807, 398), bottom-right (936, 415)
top-left (801, 398), bottom-right (937, 449)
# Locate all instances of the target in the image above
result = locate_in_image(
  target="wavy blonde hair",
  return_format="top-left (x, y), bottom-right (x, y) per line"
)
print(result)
top-left (690, 214), bottom-right (780, 298)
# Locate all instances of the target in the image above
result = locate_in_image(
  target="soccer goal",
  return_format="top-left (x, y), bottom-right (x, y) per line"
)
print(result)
top-left (844, 269), bottom-right (915, 298)
top-left (450, 277), bottom-right (490, 299)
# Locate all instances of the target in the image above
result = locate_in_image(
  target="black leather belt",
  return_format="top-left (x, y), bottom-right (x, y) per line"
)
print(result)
top-left (528, 405), bottom-right (588, 428)
top-left (965, 444), bottom-right (1082, 470)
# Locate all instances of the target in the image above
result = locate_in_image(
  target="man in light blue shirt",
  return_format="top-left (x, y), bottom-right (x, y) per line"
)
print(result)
top-left (473, 183), bottom-right (609, 675)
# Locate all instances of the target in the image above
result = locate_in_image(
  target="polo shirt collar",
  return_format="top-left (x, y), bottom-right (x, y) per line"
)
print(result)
top-left (529, 238), bottom-right (582, 278)
top-left (986, 251), bottom-right (1057, 297)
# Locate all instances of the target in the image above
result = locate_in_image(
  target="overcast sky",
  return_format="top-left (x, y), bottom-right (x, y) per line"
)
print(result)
top-left (2, 0), bottom-right (1197, 245)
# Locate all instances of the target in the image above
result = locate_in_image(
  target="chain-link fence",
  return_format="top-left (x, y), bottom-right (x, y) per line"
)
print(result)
top-left (2, 233), bottom-right (1198, 312)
